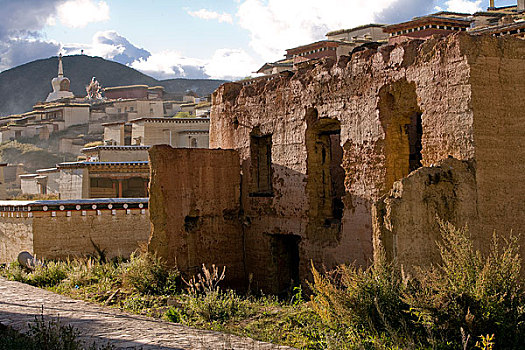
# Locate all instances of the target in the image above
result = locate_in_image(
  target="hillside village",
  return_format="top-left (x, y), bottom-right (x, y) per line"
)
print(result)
top-left (0, 1), bottom-right (525, 348)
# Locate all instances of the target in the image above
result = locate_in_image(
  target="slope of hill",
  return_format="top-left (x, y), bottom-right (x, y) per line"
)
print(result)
top-left (0, 55), bottom-right (227, 116)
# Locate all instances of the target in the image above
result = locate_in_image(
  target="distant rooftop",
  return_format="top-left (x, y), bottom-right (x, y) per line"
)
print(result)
top-left (0, 198), bottom-right (148, 211)
top-left (57, 161), bottom-right (149, 169)
top-left (82, 145), bottom-right (151, 153)
top-left (129, 117), bottom-right (210, 124)
top-left (326, 23), bottom-right (385, 37)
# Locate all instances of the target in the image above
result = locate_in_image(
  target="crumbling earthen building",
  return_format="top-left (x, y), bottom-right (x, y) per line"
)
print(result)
top-left (148, 33), bottom-right (525, 294)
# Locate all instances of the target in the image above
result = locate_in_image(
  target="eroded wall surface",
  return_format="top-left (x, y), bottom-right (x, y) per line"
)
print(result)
top-left (33, 209), bottom-right (150, 260)
top-left (0, 206), bottom-right (150, 263)
top-left (0, 218), bottom-right (33, 264)
top-left (468, 37), bottom-right (525, 255)
top-left (210, 33), bottom-right (525, 283)
top-left (373, 158), bottom-right (478, 270)
top-left (148, 146), bottom-right (244, 287)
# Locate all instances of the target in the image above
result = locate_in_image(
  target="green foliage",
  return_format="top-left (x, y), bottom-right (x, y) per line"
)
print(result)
top-left (182, 290), bottom-right (252, 323)
top-left (173, 111), bottom-right (192, 118)
top-left (0, 312), bottom-right (114, 350)
top-left (2, 261), bottom-right (28, 283)
top-left (122, 252), bottom-right (180, 295)
top-left (311, 254), bottom-right (416, 348)
top-left (27, 261), bottom-right (69, 287)
top-left (310, 222), bottom-right (525, 349)
top-left (405, 222), bottom-right (525, 349)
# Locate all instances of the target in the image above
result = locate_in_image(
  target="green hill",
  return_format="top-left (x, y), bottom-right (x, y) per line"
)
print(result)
top-left (0, 55), bottom-right (227, 116)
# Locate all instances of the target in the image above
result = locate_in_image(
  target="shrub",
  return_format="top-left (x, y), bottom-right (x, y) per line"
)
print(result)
top-left (122, 252), bottom-right (180, 295)
top-left (310, 255), bottom-right (415, 347)
top-left (405, 222), bottom-right (525, 349)
top-left (310, 222), bottom-right (525, 349)
top-left (183, 264), bottom-right (225, 294)
top-left (1, 261), bottom-right (28, 283)
top-left (0, 311), bottom-right (115, 350)
top-left (183, 290), bottom-right (252, 323)
top-left (27, 261), bottom-right (69, 287)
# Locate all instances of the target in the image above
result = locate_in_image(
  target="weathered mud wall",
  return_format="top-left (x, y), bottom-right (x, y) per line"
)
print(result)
top-left (210, 33), bottom-right (525, 283)
top-left (148, 146), bottom-right (244, 287)
top-left (0, 218), bottom-right (33, 264)
top-left (467, 36), bottom-right (525, 255)
top-left (0, 204), bottom-right (150, 264)
top-left (373, 158), bottom-right (478, 270)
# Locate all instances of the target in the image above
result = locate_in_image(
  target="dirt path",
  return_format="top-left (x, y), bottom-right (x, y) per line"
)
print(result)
top-left (0, 278), bottom-right (296, 350)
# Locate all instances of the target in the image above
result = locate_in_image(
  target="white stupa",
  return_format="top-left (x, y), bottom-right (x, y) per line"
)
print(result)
top-left (46, 54), bottom-right (74, 102)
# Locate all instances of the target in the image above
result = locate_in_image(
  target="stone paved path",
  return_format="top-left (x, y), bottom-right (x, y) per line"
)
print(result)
top-left (0, 278), bottom-right (296, 350)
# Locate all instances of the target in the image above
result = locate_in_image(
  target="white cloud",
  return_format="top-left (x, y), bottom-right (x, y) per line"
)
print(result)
top-left (128, 48), bottom-right (258, 80)
top-left (188, 9), bottom-right (234, 24)
top-left (206, 49), bottom-right (258, 79)
top-left (443, 0), bottom-right (482, 13)
top-left (237, 0), bottom-right (430, 60)
top-left (63, 30), bottom-right (150, 65)
top-left (130, 50), bottom-right (208, 79)
top-left (55, 0), bottom-right (110, 28)
top-left (236, 0), bottom-right (435, 62)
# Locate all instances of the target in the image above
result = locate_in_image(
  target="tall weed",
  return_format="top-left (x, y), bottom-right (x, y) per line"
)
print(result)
top-left (122, 252), bottom-right (180, 295)
top-left (310, 222), bottom-right (525, 349)
top-left (406, 222), bottom-right (525, 349)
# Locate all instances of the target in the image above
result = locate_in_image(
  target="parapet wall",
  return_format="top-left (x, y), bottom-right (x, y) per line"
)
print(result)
top-left (0, 198), bottom-right (150, 263)
top-left (148, 146), bottom-right (244, 287)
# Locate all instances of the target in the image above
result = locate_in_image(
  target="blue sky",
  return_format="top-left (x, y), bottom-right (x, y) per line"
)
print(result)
top-left (0, 0), bottom-right (518, 80)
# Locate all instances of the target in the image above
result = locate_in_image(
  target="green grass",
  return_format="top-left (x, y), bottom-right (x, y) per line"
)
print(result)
top-left (1, 223), bottom-right (524, 350)
top-left (0, 312), bottom-right (114, 350)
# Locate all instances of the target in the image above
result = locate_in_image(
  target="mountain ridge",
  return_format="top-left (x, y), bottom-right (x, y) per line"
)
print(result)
top-left (0, 55), bottom-right (228, 116)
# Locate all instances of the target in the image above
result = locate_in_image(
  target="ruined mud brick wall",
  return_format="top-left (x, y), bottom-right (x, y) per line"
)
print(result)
top-left (148, 146), bottom-right (244, 288)
top-left (0, 199), bottom-right (150, 264)
top-left (374, 36), bottom-right (525, 269)
top-left (210, 33), bottom-right (525, 287)
top-left (373, 158), bottom-right (478, 269)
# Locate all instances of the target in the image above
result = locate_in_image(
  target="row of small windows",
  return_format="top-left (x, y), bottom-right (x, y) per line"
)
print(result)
top-left (492, 28), bottom-right (523, 36)
top-left (389, 25), bottom-right (467, 36)
top-left (117, 106), bottom-right (135, 113)
top-left (293, 47), bottom-right (336, 58)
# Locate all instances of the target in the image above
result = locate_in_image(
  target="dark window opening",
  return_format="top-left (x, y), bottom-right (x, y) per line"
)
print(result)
top-left (378, 79), bottom-right (423, 194)
top-left (122, 177), bottom-right (148, 198)
top-left (184, 215), bottom-right (200, 232)
top-left (123, 124), bottom-right (132, 146)
top-left (269, 234), bottom-right (300, 297)
top-left (306, 116), bottom-right (345, 225)
top-left (407, 112), bottom-right (423, 172)
top-left (250, 130), bottom-right (273, 196)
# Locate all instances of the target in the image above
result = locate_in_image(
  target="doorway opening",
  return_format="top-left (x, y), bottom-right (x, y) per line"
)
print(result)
top-left (269, 234), bottom-right (300, 297)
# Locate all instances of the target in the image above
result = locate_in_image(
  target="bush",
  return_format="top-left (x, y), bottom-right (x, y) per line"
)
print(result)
top-left (1, 261), bottom-right (28, 283)
top-left (122, 252), bottom-right (180, 295)
top-left (0, 312), bottom-right (114, 350)
top-left (310, 222), bottom-right (525, 349)
top-left (27, 261), bottom-right (69, 287)
top-left (310, 255), bottom-right (415, 348)
top-left (405, 222), bottom-right (525, 349)
top-left (183, 290), bottom-right (252, 323)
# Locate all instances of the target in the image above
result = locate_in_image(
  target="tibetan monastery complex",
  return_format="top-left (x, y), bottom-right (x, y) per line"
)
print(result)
top-left (1, 1), bottom-right (525, 296)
